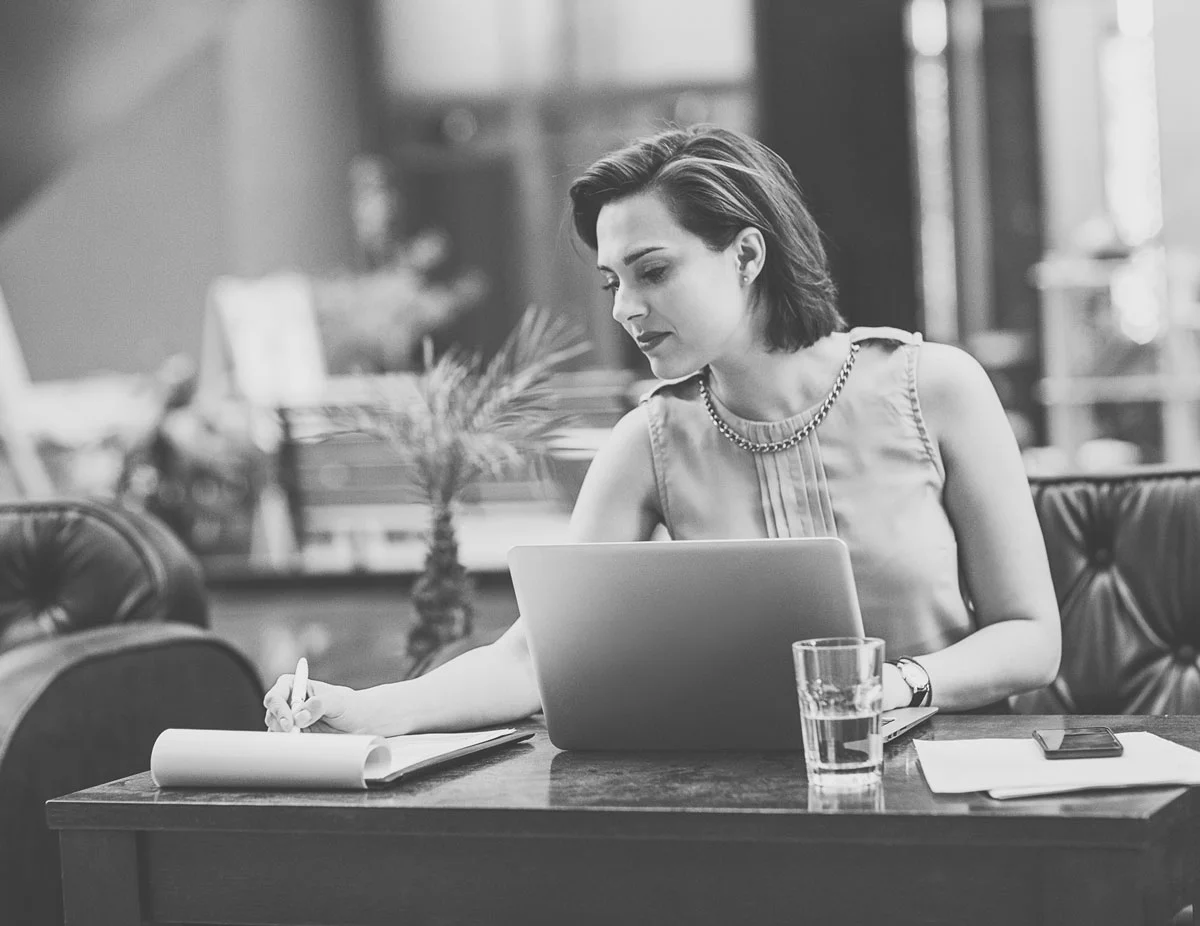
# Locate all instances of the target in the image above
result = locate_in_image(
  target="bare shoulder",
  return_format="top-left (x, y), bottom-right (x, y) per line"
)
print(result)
top-left (914, 340), bottom-right (1004, 445)
top-left (568, 404), bottom-right (660, 542)
top-left (603, 403), bottom-right (655, 464)
top-left (916, 341), bottom-right (996, 409)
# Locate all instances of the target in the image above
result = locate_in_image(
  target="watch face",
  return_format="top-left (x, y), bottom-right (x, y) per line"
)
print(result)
top-left (898, 660), bottom-right (930, 706)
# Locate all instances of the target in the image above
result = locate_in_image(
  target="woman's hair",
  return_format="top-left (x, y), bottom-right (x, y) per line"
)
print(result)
top-left (569, 125), bottom-right (845, 351)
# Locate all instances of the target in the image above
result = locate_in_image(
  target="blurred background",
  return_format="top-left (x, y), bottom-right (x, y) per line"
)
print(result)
top-left (1, 0), bottom-right (1198, 683)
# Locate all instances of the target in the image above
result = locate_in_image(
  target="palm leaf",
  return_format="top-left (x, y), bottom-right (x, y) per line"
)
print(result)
top-left (319, 305), bottom-right (590, 509)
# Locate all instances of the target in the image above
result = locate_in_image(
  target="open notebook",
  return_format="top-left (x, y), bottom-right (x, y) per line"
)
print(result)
top-left (150, 728), bottom-right (532, 790)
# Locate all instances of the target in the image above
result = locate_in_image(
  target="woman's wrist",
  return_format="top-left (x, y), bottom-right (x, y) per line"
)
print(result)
top-left (354, 682), bottom-right (418, 736)
top-left (893, 657), bottom-right (933, 707)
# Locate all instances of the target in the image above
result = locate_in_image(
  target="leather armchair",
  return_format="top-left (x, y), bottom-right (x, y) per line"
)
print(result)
top-left (1015, 467), bottom-right (1200, 714)
top-left (0, 498), bottom-right (264, 926)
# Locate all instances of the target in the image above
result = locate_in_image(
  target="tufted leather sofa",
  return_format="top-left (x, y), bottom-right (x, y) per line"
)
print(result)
top-left (0, 498), bottom-right (264, 926)
top-left (1014, 466), bottom-right (1200, 714)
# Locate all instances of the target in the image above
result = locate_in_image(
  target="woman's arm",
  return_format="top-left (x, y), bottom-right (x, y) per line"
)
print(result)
top-left (888, 342), bottom-right (1062, 711)
top-left (283, 407), bottom-right (663, 736)
top-left (353, 620), bottom-right (543, 734)
top-left (566, 404), bottom-right (662, 543)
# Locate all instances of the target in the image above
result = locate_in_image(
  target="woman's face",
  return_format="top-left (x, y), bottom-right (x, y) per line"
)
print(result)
top-left (595, 192), bottom-right (758, 379)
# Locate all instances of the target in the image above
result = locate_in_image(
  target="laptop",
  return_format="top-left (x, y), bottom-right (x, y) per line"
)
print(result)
top-left (508, 537), bottom-right (937, 751)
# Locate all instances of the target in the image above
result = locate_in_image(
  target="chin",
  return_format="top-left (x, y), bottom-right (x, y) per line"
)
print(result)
top-left (647, 359), bottom-right (683, 380)
top-left (646, 353), bottom-right (699, 381)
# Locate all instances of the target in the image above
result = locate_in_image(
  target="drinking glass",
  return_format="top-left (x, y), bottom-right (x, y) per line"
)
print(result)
top-left (792, 636), bottom-right (885, 789)
top-left (807, 778), bottom-right (884, 812)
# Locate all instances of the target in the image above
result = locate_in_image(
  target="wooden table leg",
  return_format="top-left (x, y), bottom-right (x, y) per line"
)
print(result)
top-left (59, 830), bottom-right (142, 926)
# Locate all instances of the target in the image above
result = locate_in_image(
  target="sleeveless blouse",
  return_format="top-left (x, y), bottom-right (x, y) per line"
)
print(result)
top-left (640, 326), bottom-right (975, 659)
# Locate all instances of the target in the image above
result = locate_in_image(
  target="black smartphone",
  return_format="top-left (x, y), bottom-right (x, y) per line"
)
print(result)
top-left (1033, 726), bottom-right (1124, 760)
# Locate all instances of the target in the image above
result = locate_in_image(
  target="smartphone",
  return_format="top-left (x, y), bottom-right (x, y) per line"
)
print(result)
top-left (1033, 726), bottom-right (1124, 760)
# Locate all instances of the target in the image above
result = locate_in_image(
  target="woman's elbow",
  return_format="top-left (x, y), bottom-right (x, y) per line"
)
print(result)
top-left (1028, 617), bottom-right (1062, 689)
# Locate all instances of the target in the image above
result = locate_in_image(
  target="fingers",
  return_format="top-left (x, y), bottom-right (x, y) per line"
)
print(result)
top-left (293, 695), bottom-right (323, 731)
top-left (263, 674), bottom-right (340, 732)
top-left (263, 674), bottom-right (295, 731)
top-left (263, 674), bottom-right (293, 712)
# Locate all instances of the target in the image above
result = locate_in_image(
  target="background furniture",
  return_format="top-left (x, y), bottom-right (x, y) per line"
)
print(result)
top-left (1018, 466), bottom-right (1200, 713)
top-left (0, 498), bottom-right (264, 926)
top-left (48, 714), bottom-right (1197, 926)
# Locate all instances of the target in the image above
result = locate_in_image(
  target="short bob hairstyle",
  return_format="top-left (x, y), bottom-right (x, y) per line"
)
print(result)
top-left (569, 125), bottom-right (845, 352)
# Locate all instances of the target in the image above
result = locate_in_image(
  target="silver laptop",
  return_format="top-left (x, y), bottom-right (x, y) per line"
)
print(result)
top-left (508, 537), bottom-right (937, 751)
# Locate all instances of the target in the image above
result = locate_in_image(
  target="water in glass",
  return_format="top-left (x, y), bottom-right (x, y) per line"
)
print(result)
top-left (793, 637), bottom-right (884, 789)
top-left (798, 680), bottom-right (882, 785)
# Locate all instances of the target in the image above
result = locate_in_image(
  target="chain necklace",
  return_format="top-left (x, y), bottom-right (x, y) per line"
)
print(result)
top-left (697, 343), bottom-right (860, 454)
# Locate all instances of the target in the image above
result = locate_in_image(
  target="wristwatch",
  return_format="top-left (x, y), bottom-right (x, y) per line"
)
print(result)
top-left (894, 657), bottom-right (932, 708)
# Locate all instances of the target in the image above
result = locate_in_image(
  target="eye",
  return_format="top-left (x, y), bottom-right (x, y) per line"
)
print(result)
top-left (640, 265), bottom-right (667, 284)
top-left (600, 278), bottom-right (619, 293)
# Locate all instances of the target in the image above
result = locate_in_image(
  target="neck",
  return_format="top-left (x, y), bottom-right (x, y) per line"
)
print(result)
top-left (706, 332), bottom-right (850, 421)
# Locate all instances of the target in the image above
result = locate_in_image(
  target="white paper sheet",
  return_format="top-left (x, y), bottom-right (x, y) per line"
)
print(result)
top-left (151, 729), bottom-right (388, 789)
top-left (151, 728), bottom-right (518, 790)
top-left (377, 730), bottom-right (522, 780)
top-left (913, 732), bottom-right (1200, 799)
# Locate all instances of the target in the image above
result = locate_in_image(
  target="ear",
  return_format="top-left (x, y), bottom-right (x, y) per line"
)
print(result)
top-left (731, 228), bottom-right (766, 283)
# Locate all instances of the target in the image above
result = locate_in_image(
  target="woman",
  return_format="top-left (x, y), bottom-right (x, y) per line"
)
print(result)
top-left (264, 125), bottom-right (1060, 735)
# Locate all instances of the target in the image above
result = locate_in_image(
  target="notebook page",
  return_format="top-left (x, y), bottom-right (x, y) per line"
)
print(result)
top-left (377, 729), bottom-right (519, 780)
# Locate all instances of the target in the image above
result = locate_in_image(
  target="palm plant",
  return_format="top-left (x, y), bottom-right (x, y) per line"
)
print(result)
top-left (331, 306), bottom-right (589, 663)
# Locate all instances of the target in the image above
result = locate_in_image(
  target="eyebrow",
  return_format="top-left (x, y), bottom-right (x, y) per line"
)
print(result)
top-left (597, 246), bottom-right (665, 273)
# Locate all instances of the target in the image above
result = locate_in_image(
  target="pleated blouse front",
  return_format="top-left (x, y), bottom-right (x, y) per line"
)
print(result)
top-left (640, 326), bottom-right (976, 660)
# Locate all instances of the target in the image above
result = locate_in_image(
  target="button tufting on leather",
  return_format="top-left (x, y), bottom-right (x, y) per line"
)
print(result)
top-left (1021, 471), bottom-right (1200, 714)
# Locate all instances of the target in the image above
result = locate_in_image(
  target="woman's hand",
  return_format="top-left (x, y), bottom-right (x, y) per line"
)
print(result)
top-left (263, 674), bottom-right (371, 734)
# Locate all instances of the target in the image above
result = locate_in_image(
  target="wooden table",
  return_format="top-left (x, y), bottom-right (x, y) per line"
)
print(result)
top-left (48, 715), bottom-right (1199, 926)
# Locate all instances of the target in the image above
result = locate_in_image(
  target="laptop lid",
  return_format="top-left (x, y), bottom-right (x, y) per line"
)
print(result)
top-left (509, 537), bottom-right (872, 751)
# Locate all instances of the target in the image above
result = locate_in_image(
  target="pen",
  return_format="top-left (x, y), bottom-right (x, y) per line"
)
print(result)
top-left (289, 656), bottom-right (309, 734)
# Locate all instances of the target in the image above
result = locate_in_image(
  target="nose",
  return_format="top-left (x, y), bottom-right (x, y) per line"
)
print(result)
top-left (611, 287), bottom-right (647, 326)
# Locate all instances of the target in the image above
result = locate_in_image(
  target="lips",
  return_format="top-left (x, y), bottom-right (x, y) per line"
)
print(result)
top-left (634, 331), bottom-right (670, 351)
